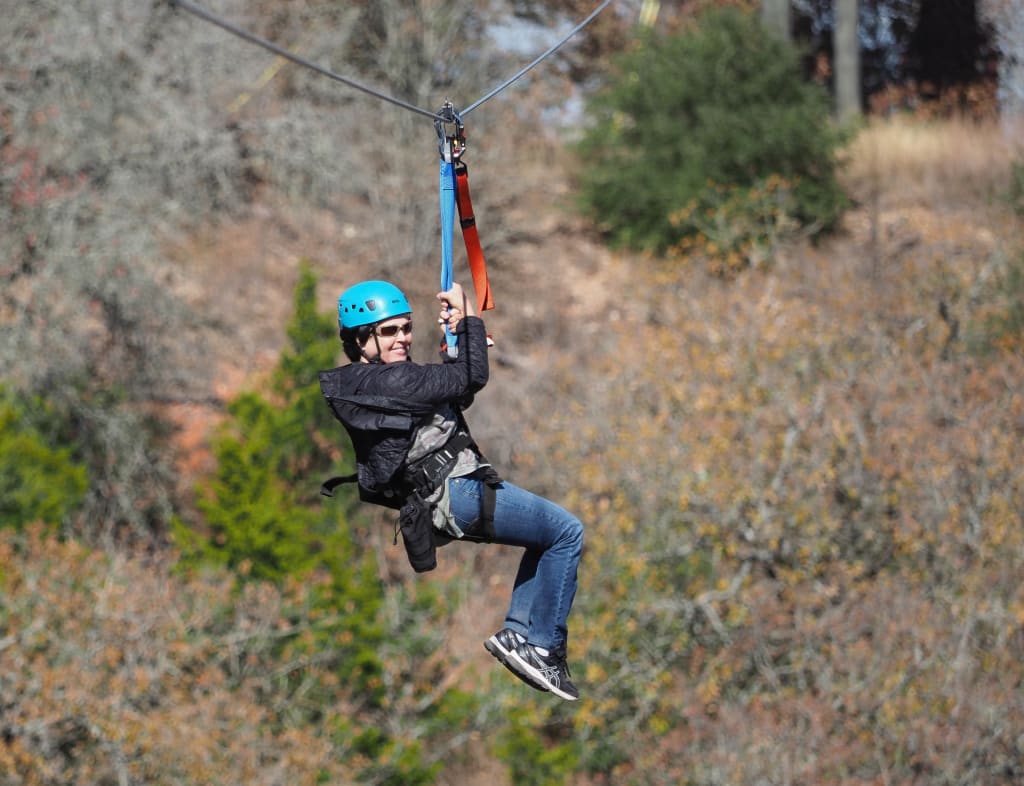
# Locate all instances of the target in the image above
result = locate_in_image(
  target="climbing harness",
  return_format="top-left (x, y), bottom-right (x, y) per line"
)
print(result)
top-left (169, 0), bottom-right (614, 345)
top-left (320, 408), bottom-right (500, 572)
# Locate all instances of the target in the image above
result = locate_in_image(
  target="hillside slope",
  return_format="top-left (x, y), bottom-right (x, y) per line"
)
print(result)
top-left (158, 115), bottom-right (1023, 785)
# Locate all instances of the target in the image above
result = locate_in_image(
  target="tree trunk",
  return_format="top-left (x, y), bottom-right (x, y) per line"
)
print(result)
top-left (834, 0), bottom-right (861, 121)
top-left (982, 0), bottom-right (1024, 129)
top-left (760, 0), bottom-right (790, 42)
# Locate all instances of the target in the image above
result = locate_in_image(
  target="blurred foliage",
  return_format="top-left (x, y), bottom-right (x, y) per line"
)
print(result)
top-left (670, 174), bottom-right (802, 278)
top-left (495, 712), bottom-right (579, 785)
top-left (0, 1), bottom-right (251, 543)
top-left (7, 206), bottom-right (1023, 784)
top-left (0, 389), bottom-right (87, 531)
top-left (574, 7), bottom-right (848, 272)
top-left (0, 525), bottom-right (465, 786)
top-left (522, 199), bottom-right (1024, 782)
top-left (968, 248), bottom-right (1024, 354)
top-left (1008, 157), bottom-right (1024, 216)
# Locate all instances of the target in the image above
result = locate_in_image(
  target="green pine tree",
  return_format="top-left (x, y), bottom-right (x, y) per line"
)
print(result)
top-left (575, 7), bottom-right (848, 261)
top-left (176, 262), bottom-right (350, 581)
top-left (0, 389), bottom-right (88, 531)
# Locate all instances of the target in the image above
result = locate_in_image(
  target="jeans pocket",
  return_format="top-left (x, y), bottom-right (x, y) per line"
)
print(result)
top-left (450, 477), bottom-right (482, 531)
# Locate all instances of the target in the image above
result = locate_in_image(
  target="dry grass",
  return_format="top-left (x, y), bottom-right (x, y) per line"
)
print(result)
top-left (841, 114), bottom-right (1023, 208)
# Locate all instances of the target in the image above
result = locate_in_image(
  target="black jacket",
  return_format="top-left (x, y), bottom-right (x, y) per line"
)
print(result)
top-left (318, 316), bottom-right (490, 506)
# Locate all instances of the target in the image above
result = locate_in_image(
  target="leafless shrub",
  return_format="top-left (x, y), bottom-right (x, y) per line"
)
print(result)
top-left (0, 0), bottom-right (556, 544)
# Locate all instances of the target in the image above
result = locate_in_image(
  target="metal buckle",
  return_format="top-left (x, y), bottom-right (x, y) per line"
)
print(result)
top-left (434, 100), bottom-right (466, 162)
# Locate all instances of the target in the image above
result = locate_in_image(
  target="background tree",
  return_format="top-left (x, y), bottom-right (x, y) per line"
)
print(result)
top-left (761, 0), bottom-right (792, 41)
top-left (834, 0), bottom-right (862, 119)
top-left (0, 0), bottom-right (268, 543)
top-left (793, 0), bottom-right (997, 114)
top-left (176, 263), bottom-right (351, 581)
top-left (908, 0), bottom-right (989, 99)
top-left (983, 0), bottom-right (1024, 123)
top-left (575, 6), bottom-right (847, 269)
top-left (0, 389), bottom-right (87, 531)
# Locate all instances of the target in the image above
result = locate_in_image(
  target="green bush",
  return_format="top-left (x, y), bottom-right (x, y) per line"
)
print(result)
top-left (969, 249), bottom-right (1024, 354)
top-left (575, 7), bottom-right (848, 272)
top-left (0, 390), bottom-right (87, 530)
top-left (496, 718), bottom-right (579, 786)
top-left (1008, 157), bottom-right (1024, 216)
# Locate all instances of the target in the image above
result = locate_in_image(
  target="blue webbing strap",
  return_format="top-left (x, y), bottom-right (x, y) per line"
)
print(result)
top-left (439, 153), bottom-right (458, 358)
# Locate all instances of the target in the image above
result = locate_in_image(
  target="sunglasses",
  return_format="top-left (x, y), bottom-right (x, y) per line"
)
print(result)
top-left (375, 321), bottom-right (413, 338)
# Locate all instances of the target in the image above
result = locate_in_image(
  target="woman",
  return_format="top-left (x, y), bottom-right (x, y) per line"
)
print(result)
top-left (318, 279), bottom-right (582, 701)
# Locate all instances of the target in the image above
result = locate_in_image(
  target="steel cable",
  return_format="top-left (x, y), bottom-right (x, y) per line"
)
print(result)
top-left (462, 0), bottom-right (615, 116)
top-left (169, 0), bottom-right (614, 121)
top-left (169, 0), bottom-right (443, 120)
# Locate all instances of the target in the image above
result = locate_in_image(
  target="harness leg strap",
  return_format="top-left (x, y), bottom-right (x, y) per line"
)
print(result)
top-left (455, 471), bottom-right (499, 544)
top-left (320, 473), bottom-right (358, 497)
top-left (479, 479), bottom-right (497, 541)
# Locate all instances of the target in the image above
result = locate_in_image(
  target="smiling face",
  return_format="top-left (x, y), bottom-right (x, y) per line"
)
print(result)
top-left (360, 315), bottom-right (413, 363)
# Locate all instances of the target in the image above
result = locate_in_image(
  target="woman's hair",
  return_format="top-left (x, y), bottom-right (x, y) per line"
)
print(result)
top-left (340, 324), bottom-right (374, 362)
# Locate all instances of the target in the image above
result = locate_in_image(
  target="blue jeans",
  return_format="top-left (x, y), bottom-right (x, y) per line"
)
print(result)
top-left (448, 475), bottom-right (583, 654)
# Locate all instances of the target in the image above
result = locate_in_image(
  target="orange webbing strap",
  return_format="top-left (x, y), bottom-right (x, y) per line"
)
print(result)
top-left (453, 161), bottom-right (495, 313)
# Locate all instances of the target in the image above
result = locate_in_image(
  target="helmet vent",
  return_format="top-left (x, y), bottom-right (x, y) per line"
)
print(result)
top-left (338, 281), bottom-right (410, 329)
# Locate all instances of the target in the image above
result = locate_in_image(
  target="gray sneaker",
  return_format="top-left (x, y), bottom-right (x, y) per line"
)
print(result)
top-left (509, 643), bottom-right (579, 701)
top-left (484, 629), bottom-right (549, 693)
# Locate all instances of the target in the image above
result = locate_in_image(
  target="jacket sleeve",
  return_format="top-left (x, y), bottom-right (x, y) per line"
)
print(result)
top-left (358, 316), bottom-right (489, 407)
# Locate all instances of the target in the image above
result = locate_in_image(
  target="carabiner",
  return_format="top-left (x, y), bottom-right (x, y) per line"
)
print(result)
top-left (434, 100), bottom-right (466, 163)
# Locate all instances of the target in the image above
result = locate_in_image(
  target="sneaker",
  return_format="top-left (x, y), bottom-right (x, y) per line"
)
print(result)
top-left (484, 629), bottom-right (549, 693)
top-left (484, 628), bottom-right (524, 661)
top-left (509, 643), bottom-right (579, 701)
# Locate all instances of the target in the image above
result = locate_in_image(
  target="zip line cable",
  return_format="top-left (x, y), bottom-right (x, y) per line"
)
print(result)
top-left (168, 0), bottom-right (614, 120)
top-left (461, 0), bottom-right (614, 116)
top-left (169, 0), bottom-right (442, 120)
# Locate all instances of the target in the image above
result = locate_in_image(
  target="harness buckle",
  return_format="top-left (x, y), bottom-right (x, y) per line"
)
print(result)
top-left (403, 428), bottom-right (474, 494)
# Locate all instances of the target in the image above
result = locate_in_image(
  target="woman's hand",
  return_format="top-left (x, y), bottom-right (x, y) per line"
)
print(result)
top-left (437, 282), bottom-right (477, 333)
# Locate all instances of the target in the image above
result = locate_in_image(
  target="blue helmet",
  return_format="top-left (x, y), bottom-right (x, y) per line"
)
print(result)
top-left (338, 280), bottom-right (412, 330)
